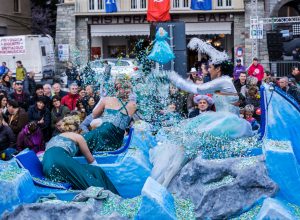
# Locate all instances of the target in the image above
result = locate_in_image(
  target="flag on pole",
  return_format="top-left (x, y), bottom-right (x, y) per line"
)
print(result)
top-left (106, 0), bottom-right (117, 13)
top-left (191, 0), bottom-right (212, 10)
top-left (147, 0), bottom-right (171, 22)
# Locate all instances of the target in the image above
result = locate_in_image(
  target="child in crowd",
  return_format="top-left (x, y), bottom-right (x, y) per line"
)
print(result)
top-left (243, 104), bottom-right (260, 131)
top-left (17, 121), bottom-right (44, 153)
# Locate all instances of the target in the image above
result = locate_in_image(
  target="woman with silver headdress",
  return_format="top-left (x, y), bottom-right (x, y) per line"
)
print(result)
top-left (150, 38), bottom-right (254, 187)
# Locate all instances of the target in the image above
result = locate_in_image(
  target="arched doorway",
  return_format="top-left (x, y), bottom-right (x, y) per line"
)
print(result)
top-left (270, 0), bottom-right (300, 17)
top-left (278, 1), bottom-right (300, 17)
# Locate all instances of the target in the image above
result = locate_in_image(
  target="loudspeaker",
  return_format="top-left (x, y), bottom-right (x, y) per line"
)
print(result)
top-left (150, 22), bottom-right (187, 76)
top-left (267, 31), bottom-right (283, 61)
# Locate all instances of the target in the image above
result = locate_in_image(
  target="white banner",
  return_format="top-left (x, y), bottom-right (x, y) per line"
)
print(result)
top-left (0, 36), bottom-right (26, 55)
top-left (250, 23), bottom-right (264, 39)
top-left (58, 44), bottom-right (69, 62)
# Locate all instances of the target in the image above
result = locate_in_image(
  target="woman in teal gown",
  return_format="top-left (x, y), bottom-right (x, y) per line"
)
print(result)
top-left (42, 115), bottom-right (118, 192)
top-left (83, 78), bottom-right (137, 152)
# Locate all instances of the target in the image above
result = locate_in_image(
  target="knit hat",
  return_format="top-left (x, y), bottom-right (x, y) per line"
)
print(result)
top-left (193, 95), bottom-right (214, 106)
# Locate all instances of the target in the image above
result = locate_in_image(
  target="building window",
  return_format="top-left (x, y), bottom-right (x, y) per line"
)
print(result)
top-left (131, 0), bottom-right (147, 10)
top-left (172, 0), bottom-right (189, 9)
top-left (14, 0), bottom-right (20, 12)
top-left (89, 0), bottom-right (104, 11)
top-left (217, 0), bottom-right (232, 8)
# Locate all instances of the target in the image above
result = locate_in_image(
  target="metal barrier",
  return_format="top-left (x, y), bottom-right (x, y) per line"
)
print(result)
top-left (261, 61), bottom-right (300, 77)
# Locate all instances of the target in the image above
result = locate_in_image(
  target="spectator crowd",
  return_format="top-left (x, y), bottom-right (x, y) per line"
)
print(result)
top-left (0, 58), bottom-right (299, 160)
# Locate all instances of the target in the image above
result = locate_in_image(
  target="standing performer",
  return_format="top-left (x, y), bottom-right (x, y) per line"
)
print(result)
top-left (151, 38), bottom-right (254, 186)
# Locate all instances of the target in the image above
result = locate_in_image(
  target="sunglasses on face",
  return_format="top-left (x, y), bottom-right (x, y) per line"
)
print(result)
top-left (16, 83), bottom-right (23, 86)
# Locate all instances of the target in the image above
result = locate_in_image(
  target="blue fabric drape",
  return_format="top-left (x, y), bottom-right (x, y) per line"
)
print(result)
top-left (191, 0), bottom-right (212, 10)
top-left (105, 0), bottom-right (117, 13)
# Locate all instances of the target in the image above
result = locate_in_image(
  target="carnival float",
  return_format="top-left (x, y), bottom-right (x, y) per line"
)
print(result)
top-left (0, 31), bottom-right (300, 219)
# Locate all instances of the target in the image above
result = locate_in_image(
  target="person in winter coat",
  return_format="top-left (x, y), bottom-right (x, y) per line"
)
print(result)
top-left (9, 80), bottom-right (30, 111)
top-left (0, 73), bottom-right (13, 94)
top-left (233, 59), bottom-right (246, 80)
top-left (23, 71), bottom-right (37, 97)
top-left (29, 84), bottom-right (52, 110)
top-left (61, 83), bottom-right (80, 111)
top-left (278, 77), bottom-right (300, 103)
top-left (15, 61), bottom-right (27, 81)
top-left (0, 114), bottom-right (16, 152)
top-left (17, 121), bottom-right (44, 153)
top-left (28, 96), bottom-right (51, 141)
top-left (6, 99), bottom-right (29, 136)
top-left (65, 62), bottom-right (79, 87)
top-left (51, 95), bottom-right (70, 129)
top-left (52, 83), bottom-right (68, 98)
top-left (247, 57), bottom-right (264, 82)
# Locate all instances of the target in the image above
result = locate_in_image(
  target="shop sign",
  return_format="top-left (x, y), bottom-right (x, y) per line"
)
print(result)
top-left (89, 13), bottom-right (233, 25)
top-left (197, 13), bottom-right (231, 22)
top-left (58, 44), bottom-right (69, 62)
top-left (0, 36), bottom-right (25, 55)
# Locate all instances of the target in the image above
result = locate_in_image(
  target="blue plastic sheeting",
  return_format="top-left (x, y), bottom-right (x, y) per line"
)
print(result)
top-left (261, 84), bottom-right (300, 163)
top-left (261, 84), bottom-right (300, 205)
top-left (136, 177), bottom-right (177, 220)
top-left (264, 140), bottom-right (300, 205)
top-left (74, 132), bottom-right (154, 198)
top-left (0, 161), bottom-right (37, 214)
top-left (256, 198), bottom-right (298, 220)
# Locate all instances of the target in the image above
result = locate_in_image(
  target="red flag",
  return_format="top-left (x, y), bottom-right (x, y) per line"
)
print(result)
top-left (147, 0), bottom-right (171, 22)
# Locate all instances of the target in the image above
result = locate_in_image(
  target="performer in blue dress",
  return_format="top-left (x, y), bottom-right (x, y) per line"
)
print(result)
top-left (42, 115), bottom-right (118, 192)
top-left (148, 27), bottom-right (175, 65)
top-left (83, 78), bottom-right (137, 152)
top-left (150, 38), bottom-right (255, 186)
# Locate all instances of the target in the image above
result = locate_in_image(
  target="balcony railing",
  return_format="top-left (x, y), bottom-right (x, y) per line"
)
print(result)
top-left (74, 0), bottom-right (243, 13)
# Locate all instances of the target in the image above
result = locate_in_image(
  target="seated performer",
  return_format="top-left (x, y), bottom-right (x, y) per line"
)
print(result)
top-left (83, 77), bottom-right (137, 152)
top-left (42, 115), bottom-right (118, 192)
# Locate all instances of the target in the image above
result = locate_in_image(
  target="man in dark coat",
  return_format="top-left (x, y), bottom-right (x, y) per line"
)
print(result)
top-left (9, 80), bottom-right (30, 111)
top-left (0, 114), bottom-right (16, 152)
top-left (278, 77), bottom-right (300, 103)
top-left (23, 71), bottom-right (36, 97)
top-left (28, 96), bottom-right (51, 141)
top-left (6, 99), bottom-right (29, 136)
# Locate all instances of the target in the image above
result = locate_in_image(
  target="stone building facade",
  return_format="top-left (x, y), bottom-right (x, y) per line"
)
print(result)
top-left (56, 0), bottom-right (298, 72)
top-left (0, 0), bottom-right (32, 36)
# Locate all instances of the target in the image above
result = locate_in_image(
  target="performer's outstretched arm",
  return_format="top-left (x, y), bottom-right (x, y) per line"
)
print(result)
top-left (168, 72), bottom-right (233, 94)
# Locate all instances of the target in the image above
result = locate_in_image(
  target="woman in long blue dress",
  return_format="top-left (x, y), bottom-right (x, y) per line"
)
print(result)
top-left (151, 61), bottom-right (254, 186)
top-left (42, 115), bottom-right (118, 192)
top-left (148, 27), bottom-right (175, 65)
top-left (83, 79), bottom-right (137, 152)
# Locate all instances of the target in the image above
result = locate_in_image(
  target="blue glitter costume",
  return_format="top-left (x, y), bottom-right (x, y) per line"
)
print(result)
top-left (148, 28), bottom-right (175, 65)
top-left (151, 74), bottom-right (255, 186)
top-left (83, 99), bottom-right (132, 152)
top-left (42, 135), bottom-right (118, 192)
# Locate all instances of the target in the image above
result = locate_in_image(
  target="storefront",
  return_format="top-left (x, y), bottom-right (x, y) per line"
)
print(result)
top-left (88, 13), bottom-right (234, 67)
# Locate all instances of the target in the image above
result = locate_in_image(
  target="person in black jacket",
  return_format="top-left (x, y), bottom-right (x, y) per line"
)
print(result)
top-left (65, 62), bottom-right (79, 87)
top-left (9, 81), bottom-right (30, 111)
top-left (233, 72), bottom-right (247, 93)
top-left (278, 77), bottom-right (300, 103)
top-left (28, 96), bottom-right (51, 141)
top-left (23, 71), bottom-right (36, 97)
top-left (0, 114), bottom-right (16, 152)
top-left (29, 84), bottom-right (51, 110)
